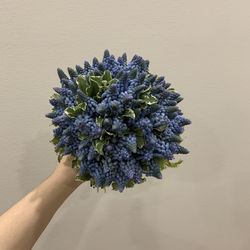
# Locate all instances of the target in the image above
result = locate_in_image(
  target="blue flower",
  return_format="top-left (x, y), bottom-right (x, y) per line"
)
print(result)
top-left (46, 49), bottom-right (191, 192)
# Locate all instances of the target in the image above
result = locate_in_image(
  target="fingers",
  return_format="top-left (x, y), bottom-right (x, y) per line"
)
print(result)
top-left (60, 154), bottom-right (76, 167)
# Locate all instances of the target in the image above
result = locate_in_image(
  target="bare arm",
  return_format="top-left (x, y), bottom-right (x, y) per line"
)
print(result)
top-left (0, 155), bottom-right (82, 250)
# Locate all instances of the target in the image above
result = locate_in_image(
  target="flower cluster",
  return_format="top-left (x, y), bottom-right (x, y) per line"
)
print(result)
top-left (46, 50), bottom-right (191, 192)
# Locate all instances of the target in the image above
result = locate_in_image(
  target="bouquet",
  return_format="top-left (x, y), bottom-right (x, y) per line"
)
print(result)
top-left (46, 50), bottom-right (191, 192)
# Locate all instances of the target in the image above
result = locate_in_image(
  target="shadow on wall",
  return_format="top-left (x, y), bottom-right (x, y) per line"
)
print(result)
top-left (128, 198), bottom-right (208, 250)
top-left (17, 132), bottom-right (102, 250)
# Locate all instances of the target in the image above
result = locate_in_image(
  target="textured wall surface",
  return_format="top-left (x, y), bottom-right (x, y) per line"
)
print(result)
top-left (0, 1), bottom-right (250, 249)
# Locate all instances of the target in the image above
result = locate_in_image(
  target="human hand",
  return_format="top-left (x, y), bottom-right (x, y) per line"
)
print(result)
top-left (53, 155), bottom-right (82, 189)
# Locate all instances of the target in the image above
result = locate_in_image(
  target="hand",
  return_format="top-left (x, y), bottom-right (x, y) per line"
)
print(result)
top-left (59, 154), bottom-right (76, 168)
top-left (54, 154), bottom-right (82, 189)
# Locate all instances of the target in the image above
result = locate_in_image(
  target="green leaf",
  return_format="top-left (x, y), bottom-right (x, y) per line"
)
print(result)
top-left (136, 135), bottom-right (145, 149)
top-left (94, 139), bottom-right (106, 155)
top-left (75, 173), bottom-right (92, 182)
top-left (134, 108), bottom-right (141, 117)
top-left (166, 159), bottom-right (183, 168)
top-left (96, 116), bottom-right (104, 127)
top-left (90, 76), bottom-right (102, 83)
top-left (64, 107), bottom-right (75, 117)
top-left (154, 157), bottom-right (183, 170)
top-left (75, 175), bottom-right (84, 182)
top-left (168, 88), bottom-right (175, 91)
top-left (135, 128), bottom-right (143, 136)
top-left (100, 131), bottom-right (108, 141)
top-left (141, 94), bottom-right (158, 105)
top-left (108, 78), bottom-right (118, 85)
top-left (64, 102), bottom-right (87, 117)
top-left (122, 108), bottom-right (136, 119)
top-left (100, 129), bottom-right (115, 141)
top-left (86, 85), bottom-right (93, 97)
top-left (50, 136), bottom-right (59, 145)
top-left (126, 179), bottom-right (135, 188)
top-left (140, 85), bottom-right (151, 94)
top-left (102, 70), bottom-right (112, 81)
top-left (154, 157), bottom-right (168, 170)
top-left (133, 99), bottom-right (147, 109)
top-left (55, 147), bottom-right (64, 154)
top-left (79, 134), bottom-right (88, 140)
top-left (154, 124), bottom-right (168, 132)
top-left (72, 158), bottom-right (80, 169)
top-left (51, 93), bottom-right (60, 99)
top-left (99, 80), bottom-right (107, 88)
top-left (90, 178), bottom-right (96, 187)
top-left (76, 102), bottom-right (87, 111)
top-left (103, 129), bottom-right (115, 136)
top-left (96, 89), bottom-right (103, 100)
top-left (141, 162), bottom-right (149, 171)
top-left (89, 78), bottom-right (100, 97)
top-left (135, 128), bottom-right (145, 148)
top-left (58, 154), bottom-right (63, 162)
top-left (111, 181), bottom-right (119, 191)
top-left (77, 75), bottom-right (89, 94)
top-left (90, 77), bottom-right (105, 99)
top-left (56, 147), bottom-right (64, 162)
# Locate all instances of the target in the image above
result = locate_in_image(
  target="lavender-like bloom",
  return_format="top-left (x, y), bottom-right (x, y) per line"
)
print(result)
top-left (46, 49), bottom-right (191, 192)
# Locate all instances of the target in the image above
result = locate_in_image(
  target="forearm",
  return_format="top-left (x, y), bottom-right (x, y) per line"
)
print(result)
top-left (0, 157), bottom-right (82, 250)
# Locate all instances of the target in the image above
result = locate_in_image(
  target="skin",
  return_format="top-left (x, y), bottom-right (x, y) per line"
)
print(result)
top-left (0, 155), bottom-right (82, 250)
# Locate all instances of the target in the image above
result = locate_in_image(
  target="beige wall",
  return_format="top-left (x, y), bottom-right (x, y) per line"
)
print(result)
top-left (1, 1), bottom-right (250, 249)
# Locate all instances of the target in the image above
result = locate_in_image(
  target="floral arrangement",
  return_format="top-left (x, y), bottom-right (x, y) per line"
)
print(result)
top-left (46, 50), bottom-right (191, 192)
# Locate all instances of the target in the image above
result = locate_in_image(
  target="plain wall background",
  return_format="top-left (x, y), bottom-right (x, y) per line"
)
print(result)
top-left (0, 0), bottom-right (250, 249)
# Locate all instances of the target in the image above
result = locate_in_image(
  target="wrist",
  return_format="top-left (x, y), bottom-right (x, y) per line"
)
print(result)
top-left (53, 157), bottom-right (82, 190)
